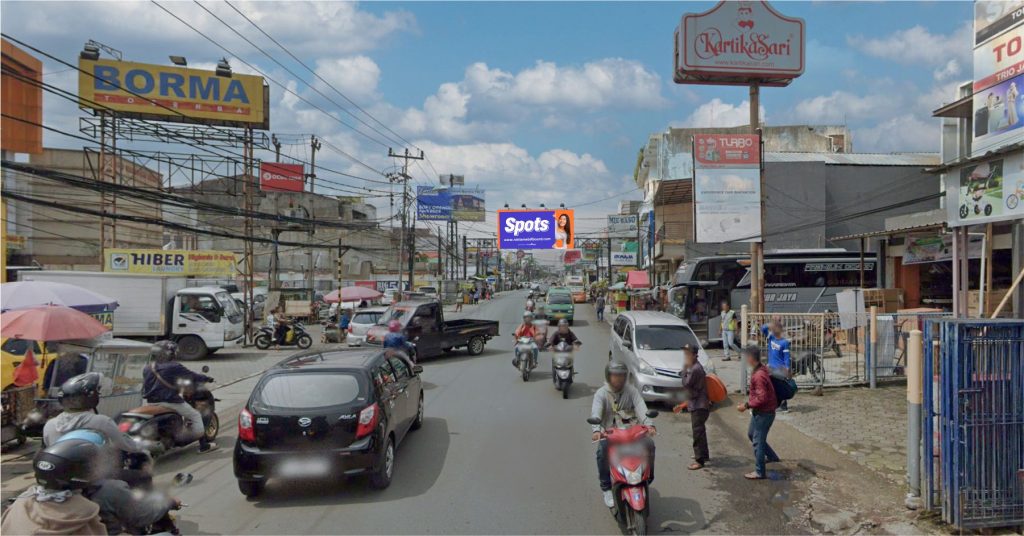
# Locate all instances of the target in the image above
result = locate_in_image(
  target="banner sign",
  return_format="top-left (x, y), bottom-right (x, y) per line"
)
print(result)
top-left (973, 23), bottom-right (1024, 92)
top-left (610, 252), bottom-right (637, 266)
top-left (259, 162), bottom-right (304, 192)
top-left (105, 248), bottom-right (237, 277)
top-left (972, 72), bottom-right (1024, 157)
top-left (974, 0), bottom-right (1024, 46)
top-left (946, 152), bottom-right (1024, 226)
top-left (903, 234), bottom-right (984, 265)
top-left (675, 1), bottom-right (805, 87)
top-left (497, 209), bottom-right (575, 250)
top-left (692, 133), bottom-right (762, 243)
top-left (607, 214), bottom-right (638, 234)
top-left (78, 58), bottom-right (267, 127)
top-left (451, 187), bottom-right (486, 222)
top-left (563, 249), bottom-right (582, 265)
top-left (416, 186), bottom-right (452, 221)
top-left (440, 174), bottom-right (465, 186)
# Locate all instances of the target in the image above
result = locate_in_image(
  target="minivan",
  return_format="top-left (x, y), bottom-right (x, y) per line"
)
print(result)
top-left (609, 311), bottom-right (714, 403)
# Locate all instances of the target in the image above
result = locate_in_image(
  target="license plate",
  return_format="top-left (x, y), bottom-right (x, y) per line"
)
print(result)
top-left (277, 458), bottom-right (330, 478)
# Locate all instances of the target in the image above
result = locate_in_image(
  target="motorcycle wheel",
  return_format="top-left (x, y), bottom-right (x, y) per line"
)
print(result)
top-left (522, 367), bottom-right (530, 382)
top-left (562, 382), bottom-right (570, 399)
top-left (204, 413), bottom-right (220, 441)
top-left (254, 333), bottom-right (272, 350)
top-left (296, 334), bottom-right (313, 349)
top-left (627, 507), bottom-right (647, 536)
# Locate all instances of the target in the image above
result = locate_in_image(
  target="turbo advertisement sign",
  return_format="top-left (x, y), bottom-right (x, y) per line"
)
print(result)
top-left (78, 59), bottom-right (267, 126)
top-left (259, 162), bottom-right (304, 192)
top-left (497, 209), bottom-right (574, 250)
top-left (693, 134), bottom-right (762, 243)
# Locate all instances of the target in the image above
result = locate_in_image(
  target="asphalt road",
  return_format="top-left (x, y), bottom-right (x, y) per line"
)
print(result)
top-left (143, 291), bottom-right (801, 535)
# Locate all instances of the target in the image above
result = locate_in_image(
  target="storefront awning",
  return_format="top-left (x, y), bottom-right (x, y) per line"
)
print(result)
top-left (626, 270), bottom-right (650, 289)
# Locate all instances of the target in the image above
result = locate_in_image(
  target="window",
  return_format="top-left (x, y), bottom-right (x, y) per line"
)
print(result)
top-left (388, 356), bottom-right (410, 380)
top-left (372, 363), bottom-right (396, 391)
top-left (634, 325), bottom-right (699, 351)
top-left (623, 323), bottom-right (634, 347)
top-left (613, 317), bottom-right (627, 337)
top-left (257, 373), bottom-right (363, 409)
top-left (549, 293), bottom-right (572, 305)
top-left (1, 339), bottom-right (43, 356)
top-left (353, 312), bottom-right (382, 325)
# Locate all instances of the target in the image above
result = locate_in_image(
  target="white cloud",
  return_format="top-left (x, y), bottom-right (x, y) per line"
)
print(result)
top-left (790, 91), bottom-right (896, 124)
top-left (314, 56), bottom-right (381, 101)
top-left (932, 59), bottom-right (962, 82)
top-left (854, 114), bottom-right (939, 153)
top-left (847, 23), bottom-right (971, 67)
top-left (677, 98), bottom-right (765, 128)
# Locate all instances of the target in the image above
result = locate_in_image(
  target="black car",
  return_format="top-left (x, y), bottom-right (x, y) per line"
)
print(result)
top-left (233, 349), bottom-right (424, 497)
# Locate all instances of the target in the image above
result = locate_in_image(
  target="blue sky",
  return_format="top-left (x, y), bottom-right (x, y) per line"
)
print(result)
top-left (1, 1), bottom-right (974, 235)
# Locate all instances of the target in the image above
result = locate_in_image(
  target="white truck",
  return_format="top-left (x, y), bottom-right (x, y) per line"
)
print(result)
top-left (22, 271), bottom-right (245, 360)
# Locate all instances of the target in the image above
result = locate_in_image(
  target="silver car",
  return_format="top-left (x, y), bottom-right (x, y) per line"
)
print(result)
top-left (609, 311), bottom-right (715, 403)
top-left (345, 307), bottom-right (387, 346)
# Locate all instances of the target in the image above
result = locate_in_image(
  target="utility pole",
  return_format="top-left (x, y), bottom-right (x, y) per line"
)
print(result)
top-left (750, 83), bottom-right (765, 313)
top-left (388, 148), bottom-right (425, 294)
top-left (272, 134), bottom-right (281, 162)
top-left (308, 135), bottom-right (322, 194)
top-left (243, 126), bottom-right (255, 344)
top-left (463, 234), bottom-right (468, 279)
top-left (307, 136), bottom-right (321, 304)
top-left (437, 233), bottom-right (443, 277)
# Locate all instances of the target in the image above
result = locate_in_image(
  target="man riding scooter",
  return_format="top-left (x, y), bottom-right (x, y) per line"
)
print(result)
top-left (547, 318), bottom-right (581, 349)
top-left (513, 311), bottom-right (539, 370)
top-left (591, 361), bottom-right (656, 508)
top-left (142, 341), bottom-right (218, 453)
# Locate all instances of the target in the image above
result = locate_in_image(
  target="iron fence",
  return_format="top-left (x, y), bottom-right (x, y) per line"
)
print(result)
top-left (874, 312), bottom-right (952, 382)
top-left (743, 312), bottom-right (869, 388)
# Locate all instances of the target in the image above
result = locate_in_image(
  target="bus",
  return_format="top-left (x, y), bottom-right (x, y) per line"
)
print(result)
top-left (667, 249), bottom-right (877, 342)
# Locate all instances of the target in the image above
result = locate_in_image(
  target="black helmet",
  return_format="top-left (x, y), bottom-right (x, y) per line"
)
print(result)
top-left (605, 360), bottom-right (629, 383)
top-left (33, 438), bottom-right (99, 490)
top-left (150, 340), bottom-right (177, 362)
top-left (58, 372), bottom-right (102, 412)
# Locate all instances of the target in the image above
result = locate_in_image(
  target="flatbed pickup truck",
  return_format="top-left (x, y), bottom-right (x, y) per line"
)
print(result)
top-left (364, 300), bottom-right (499, 359)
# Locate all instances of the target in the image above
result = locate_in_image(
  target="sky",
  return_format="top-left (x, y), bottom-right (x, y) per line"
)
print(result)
top-left (1, 1), bottom-right (975, 242)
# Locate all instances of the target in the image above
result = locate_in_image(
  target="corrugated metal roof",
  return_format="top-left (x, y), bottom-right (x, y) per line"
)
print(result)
top-left (764, 152), bottom-right (939, 166)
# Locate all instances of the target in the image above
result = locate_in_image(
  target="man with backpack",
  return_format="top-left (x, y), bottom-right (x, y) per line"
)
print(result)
top-left (761, 317), bottom-right (793, 411)
top-left (737, 345), bottom-right (781, 480)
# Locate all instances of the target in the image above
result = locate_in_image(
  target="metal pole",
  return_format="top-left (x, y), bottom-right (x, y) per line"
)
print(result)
top-left (905, 329), bottom-right (923, 509)
top-left (869, 305), bottom-right (878, 389)
top-left (463, 234), bottom-right (468, 279)
top-left (740, 304), bottom-right (749, 394)
top-left (750, 82), bottom-right (765, 313)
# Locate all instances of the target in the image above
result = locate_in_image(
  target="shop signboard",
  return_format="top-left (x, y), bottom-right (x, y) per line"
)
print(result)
top-left (610, 252), bottom-right (637, 266)
top-left (675, 1), bottom-right (805, 87)
top-left (903, 234), bottom-right (984, 265)
top-left (563, 249), bottom-right (582, 265)
top-left (416, 186), bottom-right (451, 221)
top-left (692, 133), bottom-right (762, 243)
top-left (946, 152), bottom-right (1024, 226)
top-left (259, 162), bottom-right (304, 192)
top-left (607, 214), bottom-right (638, 235)
top-left (105, 248), bottom-right (237, 277)
top-left (78, 58), bottom-right (268, 128)
top-left (451, 187), bottom-right (486, 222)
top-left (497, 209), bottom-right (575, 250)
top-left (973, 23), bottom-right (1024, 92)
top-left (440, 174), bottom-right (465, 186)
top-left (974, 0), bottom-right (1024, 46)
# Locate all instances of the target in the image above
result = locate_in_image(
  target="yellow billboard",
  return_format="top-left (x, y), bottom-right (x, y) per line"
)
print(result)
top-left (79, 59), bottom-right (267, 127)
top-left (104, 249), bottom-right (238, 277)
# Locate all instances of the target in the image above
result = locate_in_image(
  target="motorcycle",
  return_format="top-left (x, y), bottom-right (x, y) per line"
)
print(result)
top-left (550, 341), bottom-right (576, 399)
top-left (254, 320), bottom-right (313, 350)
top-left (116, 366), bottom-right (220, 458)
top-left (513, 336), bottom-right (538, 382)
top-left (587, 411), bottom-right (659, 536)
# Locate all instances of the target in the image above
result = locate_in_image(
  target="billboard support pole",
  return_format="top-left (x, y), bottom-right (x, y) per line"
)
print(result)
top-left (389, 149), bottom-right (425, 294)
top-left (463, 234), bottom-right (468, 279)
top-left (750, 82), bottom-right (766, 313)
top-left (607, 237), bottom-right (613, 282)
top-left (243, 125), bottom-right (256, 345)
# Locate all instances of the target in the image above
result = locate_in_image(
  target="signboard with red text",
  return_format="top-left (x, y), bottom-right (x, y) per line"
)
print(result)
top-left (259, 162), bottom-right (304, 192)
top-left (692, 134), bottom-right (762, 243)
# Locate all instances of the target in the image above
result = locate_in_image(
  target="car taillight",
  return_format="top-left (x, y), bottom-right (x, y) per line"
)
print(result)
top-left (355, 403), bottom-right (379, 439)
top-left (118, 421), bottom-right (131, 433)
top-left (348, 325), bottom-right (353, 333)
top-left (239, 407), bottom-right (255, 442)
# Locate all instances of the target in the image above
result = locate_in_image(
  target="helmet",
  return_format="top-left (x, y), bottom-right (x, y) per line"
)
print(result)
top-left (57, 372), bottom-right (102, 412)
top-left (557, 318), bottom-right (569, 327)
top-left (522, 310), bottom-right (534, 319)
top-left (388, 320), bottom-right (401, 333)
top-left (604, 360), bottom-right (629, 383)
top-left (150, 340), bottom-right (177, 362)
top-left (33, 438), bottom-right (99, 490)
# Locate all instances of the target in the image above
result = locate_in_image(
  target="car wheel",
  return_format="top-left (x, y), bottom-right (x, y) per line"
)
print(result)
top-left (467, 336), bottom-right (485, 356)
top-left (370, 437), bottom-right (395, 489)
top-left (238, 479), bottom-right (264, 498)
top-left (176, 336), bottom-right (207, 361)
top-left (254, 333), bottom-right (271, 350)
top-left (296, 334), bottom-right (313, 349)
top-left (411, 394), bottom-right (424, 430)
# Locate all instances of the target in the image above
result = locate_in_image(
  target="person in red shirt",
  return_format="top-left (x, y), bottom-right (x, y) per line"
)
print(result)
top-left (513, 311), bottom-right (539, 369)
top-left (736, 345), bottom-right (780, 479)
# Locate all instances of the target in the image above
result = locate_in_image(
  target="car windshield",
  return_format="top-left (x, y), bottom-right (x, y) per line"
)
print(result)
top-left (634, 325), bottom-right (699, 351)
top-left (548, 293), bottom-right (572, 304)
top-left (353, 312), bottom-right (382, 324)
top-left (214, 292), bottom-right (243, 322)
top-left (256, 373), bottom-right (363, 409)
top-left (378, 306), bottom-right (414, 325)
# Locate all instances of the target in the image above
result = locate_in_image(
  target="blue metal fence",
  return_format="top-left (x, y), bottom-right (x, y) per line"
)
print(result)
top-left (928, 319), bottom-right (1024, 529)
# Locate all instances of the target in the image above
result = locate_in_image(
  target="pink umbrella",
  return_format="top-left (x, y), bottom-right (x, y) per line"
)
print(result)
top-left (0, 305), bottom-right (110, 341)
top-left (324, 286), bottom-right (383, 303)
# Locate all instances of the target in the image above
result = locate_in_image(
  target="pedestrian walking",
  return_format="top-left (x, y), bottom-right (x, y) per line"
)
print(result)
top-left (737, 345), bottom-right (780, 480)
top-left (680, 344), bottom-right (710, 469)
top-left (455, 290), bottom-right (464, 312)
top-left (720, 301), bottom-right (740, 361)
top-left (760, 317), bottom-right (792, 411)
top-left (595, 294), bottom-right (606, 322)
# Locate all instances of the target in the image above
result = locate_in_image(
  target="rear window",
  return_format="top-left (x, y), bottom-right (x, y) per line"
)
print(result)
top-left (548, 293), bottom-right (572, 304)
top-left (353, 312), bottom-right (382, 324)
top-left (256, 373), bottom-right (364, 409)
top-left (634, 325), bottom-right (699, 351)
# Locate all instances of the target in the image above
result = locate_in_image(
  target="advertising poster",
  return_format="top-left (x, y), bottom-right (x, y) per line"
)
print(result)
top-left (105, 249), bottom-right (237, 276)
top-left (562, 249), bottom-right (582, 265)
top-left (416, 186), bottom-right (451, 221)
top-left (610, 252), bottom-right (637, 266)
top-left (974, 0), bottom-right (1024, 46)
top-left (451, 187), bottom-right (486, 222)
top-left (497, 209), bottom-right (575, 250)
top-left (607, 214), bottom-right (638, 235)
top-left (903, 234), bottom-right (984, 265)
top-left (947, 152), bottom-right (1024, 226)
top-left (973, 24), bottom-right (1024, 92)
top-left (259, 162), bottom-right (304, 192)
top-left (692, 133), bottom-right (762, 243)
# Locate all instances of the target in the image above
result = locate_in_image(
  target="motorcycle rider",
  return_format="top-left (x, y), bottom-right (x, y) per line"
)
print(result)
top-left (42, 373), bottom-right (150, 487)
top-left (1, 438), bottom-right (108, 535)
top-left (142, 340), bottom-right (218, 453)
top-left (547, 318), bottom-right (582, 348)
top-left (590, 361), bottom-right (656, 508)
top-left (513, 311), bottom-right (539, 369)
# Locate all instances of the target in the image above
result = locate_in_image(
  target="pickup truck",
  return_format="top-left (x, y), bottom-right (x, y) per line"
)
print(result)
top-left (364, 300), bottom-right (499, 360)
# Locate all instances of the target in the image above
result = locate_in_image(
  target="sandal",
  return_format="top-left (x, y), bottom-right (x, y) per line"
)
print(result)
top-left (688, 462), bottom-right (704, 470)
top-left (744, 472), bottom-right (765, 480)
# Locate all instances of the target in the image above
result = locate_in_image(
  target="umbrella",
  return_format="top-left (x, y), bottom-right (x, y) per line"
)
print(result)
top-left (324, 286), bottom-right (384, 303)
top-left (1, 281), bottom-right (118, 313)
top-left (0, 305), bottom-right (110, 341)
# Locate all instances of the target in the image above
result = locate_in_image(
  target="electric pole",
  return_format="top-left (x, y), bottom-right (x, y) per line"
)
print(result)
top-left (272, 134), bottom-right (281, 162)
top-left (307, 136), bottom-right (321, 303)
top-left (388, 148), bottom-right (425, 295)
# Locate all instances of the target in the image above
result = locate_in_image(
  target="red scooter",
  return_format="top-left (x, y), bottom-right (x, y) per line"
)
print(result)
top-left (588, 412), bottom-right (658, 536)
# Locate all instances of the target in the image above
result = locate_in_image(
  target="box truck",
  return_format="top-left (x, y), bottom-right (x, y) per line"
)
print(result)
top-left (22, 272), bottom-right (245, 360)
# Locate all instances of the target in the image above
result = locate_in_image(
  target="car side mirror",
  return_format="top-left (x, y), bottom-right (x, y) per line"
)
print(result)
top-left (412, 365), bottom-right (424, 374)
top-left (700, 339), bottom-right (710, 348)
top-left (646, 410), bottom-right (659, 419)
top-left (622, 340), bottom-right (633, 350)
top-left (586, 417), bottom-right (602, 425)
top-left (201, 365), bottom-right (210, 373)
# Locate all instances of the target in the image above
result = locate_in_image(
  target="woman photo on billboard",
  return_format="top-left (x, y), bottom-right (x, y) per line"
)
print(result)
top-left (554, 212), bottom-right (572, 249)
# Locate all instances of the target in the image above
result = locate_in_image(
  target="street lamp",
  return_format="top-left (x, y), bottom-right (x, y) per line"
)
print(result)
top-left (503, 203), bottom-right (509, 208)
top-left (169, 55), bottom-right (188, 66)
top-left (215, 58), bottom-right (232, 78)
top-left (80, 43), bottom-right (100, 61)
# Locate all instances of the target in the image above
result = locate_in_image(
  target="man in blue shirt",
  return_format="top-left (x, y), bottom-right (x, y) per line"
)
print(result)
top-left (761, 318), bottom-right (792, 412)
